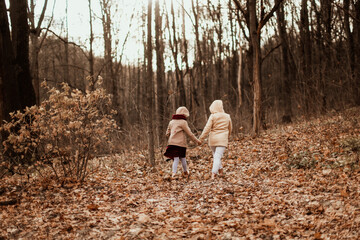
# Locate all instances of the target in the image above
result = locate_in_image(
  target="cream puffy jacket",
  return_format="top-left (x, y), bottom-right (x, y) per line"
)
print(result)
top-left (200, 100), bottom-right (232, 147)
top-left (166, 107), bottom-right (199, 148)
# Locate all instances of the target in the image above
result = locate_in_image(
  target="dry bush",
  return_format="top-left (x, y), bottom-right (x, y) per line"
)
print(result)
top-left (0, 81), bottom-right (118, 183)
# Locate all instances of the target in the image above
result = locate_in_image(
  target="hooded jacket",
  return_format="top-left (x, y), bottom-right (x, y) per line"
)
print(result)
top-left (199, 100), bottom-right (232, 147)
top-left (166, 107), bottom-right (199, 148)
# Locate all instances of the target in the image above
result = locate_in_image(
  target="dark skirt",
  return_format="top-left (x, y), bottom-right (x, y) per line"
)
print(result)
top-left (164, 145), bottom-right (186, 159)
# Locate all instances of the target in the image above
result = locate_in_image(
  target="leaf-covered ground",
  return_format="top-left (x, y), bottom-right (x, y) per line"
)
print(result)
top-left (1, 107), bottom-right (360, 239)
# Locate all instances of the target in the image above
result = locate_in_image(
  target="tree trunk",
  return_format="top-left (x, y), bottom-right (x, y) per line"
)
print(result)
top-left (276, 3), bottom-right (293, 123)
top-left (300, 0), bottom-right (312, 114)
top-left (192, 0), bottom-right (207, 125)
top-left (249, 0), bottom-right (261, 135)
top-left (64, 0), bottom-right (70, 86)
top-left (0, 0), bottom-right (21, 122)
top-left (353, 1), bottom-right (360, 105)
top-left (319, 0), bottom-right (332, 113)
top-left (343, 0), bottom-right (354, 75)
top-left (155, 0), bottom-right (166, 138)
top-left (100, 0), bottom-right (118, 110)
top-left (29, 0), bottom-right (48, 105)
top-left (9, 0), bottom-right (36, 110)
top-left (147, 0), bottom-right (155, 167)
top-left (170, 0), bottom-right (186, 107)
top-left (237, 45), bottom-right (243, 108)
top-left (88, 0), bottom-right (95, 90)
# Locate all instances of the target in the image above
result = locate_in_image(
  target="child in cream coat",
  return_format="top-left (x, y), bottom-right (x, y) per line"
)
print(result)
top-left (164, 106), bottom-right (201, 178)
top-left (199, 100), bottom-right (232, 179)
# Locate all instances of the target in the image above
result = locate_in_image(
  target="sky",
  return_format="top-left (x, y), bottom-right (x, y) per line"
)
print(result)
top-left (4, 0), bottom-right (235, 68)
top-left (30, 0), bottom-right (144, 63)
top-left (28, 0), bottom-right (198, 64)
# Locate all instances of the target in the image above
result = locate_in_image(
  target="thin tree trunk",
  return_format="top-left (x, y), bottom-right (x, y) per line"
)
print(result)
top-left (344, 0), bottom-right (354, 75)
top-left (147, 0), bottom-right (155, 167)
top-left (300, 0), bottom-right (312, 114)
top-left (155, 0), bottom-right (166, 138)
top-left (170, 0), bottom-right (186, 107)
top-left (88, 0), bottom-right (95, 90)
top-left (192, 0), bottom-right (207, 125)
top-left (237, 45), bottom-right (242, 108)
top-left (320, 0), bottom-right (332, 113)
top-left (276, 3), bottom-right (292, 123)
top-left (29, 0), bottom-right (49, 105)
top-left (354, 1), bottom-right (360, 105)
top-left (64, 0), bottom-right (70, 85)
top-left (249, 0), bottom-right (261, 134)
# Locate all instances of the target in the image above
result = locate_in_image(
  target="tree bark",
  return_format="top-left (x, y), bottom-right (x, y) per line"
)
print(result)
top-left (29, 0), bottom-right (49, 105)
top-left (88, 0), bottom-right (95, 90)
top-left (170, 0), bottom-right (186, 107)
top-left (191, 0), bottom-right (207, 125)
top-left (0, 0), bottom-right (21, 122)
top-left (147, 0), bottom-right (155, 167)
top-left (353, 1), bottom-right (360, 105)
top-left (300, 0), bottom-right (312, 114)
top-left (276, 2), bottom-right (293, 123)
top-left (233, 0), bottom-right (283, 134)
top-left (249, 0), bottom-right (261, 134)
top-left (155, 0), bottom-right (166, 137)
top-left (320, 0), bottom-right (332, 113)
top-left (9, 0), bottom-right (36, 110)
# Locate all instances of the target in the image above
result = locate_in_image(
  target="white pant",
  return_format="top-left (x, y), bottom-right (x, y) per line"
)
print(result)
top-left (211, 146), bottom-right (226, 174)
top-left (172, 157), bottom-right (188, 173)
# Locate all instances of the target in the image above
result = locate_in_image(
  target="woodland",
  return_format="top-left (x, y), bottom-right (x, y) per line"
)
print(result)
top-left (0, 0), bottom-right (360, 239)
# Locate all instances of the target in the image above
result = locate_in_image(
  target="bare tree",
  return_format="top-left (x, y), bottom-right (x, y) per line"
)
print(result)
top-left (155, 0), bottom-right (166, 138)
top-left (354, 0), bottom-right (360, 105)
top-left (233, 0), bottom-right (284, 135)
top-left (191, 0), bottom-right (207, 125)
top-left (28, 0), bottom-right (53, 104)
top-left (147, 0), bottom-right (155, 167)
top-left (0, 0), bottom-right (21, 122)
top-left (276, 2), bottom-right (294, 123)
top-left (88, 0), bottom-right (95, 89)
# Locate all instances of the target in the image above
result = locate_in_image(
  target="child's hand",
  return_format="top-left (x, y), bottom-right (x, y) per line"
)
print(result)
top-left (197, 140), bottom-right (202, 146)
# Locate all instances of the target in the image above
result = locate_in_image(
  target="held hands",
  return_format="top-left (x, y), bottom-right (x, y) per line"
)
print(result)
top-left (197, 139), bottom-right (202, 146)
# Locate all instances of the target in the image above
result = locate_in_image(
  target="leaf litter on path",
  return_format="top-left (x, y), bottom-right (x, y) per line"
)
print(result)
top-left (1, 107), bottom-right (360, 239)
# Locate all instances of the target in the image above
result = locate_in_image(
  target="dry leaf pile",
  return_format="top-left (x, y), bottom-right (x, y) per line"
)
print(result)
top-left (1, 107), bottom-right (359, 239)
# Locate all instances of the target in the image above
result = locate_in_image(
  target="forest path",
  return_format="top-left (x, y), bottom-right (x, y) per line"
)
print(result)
top-left (1, 107), bottom-right (360, 239)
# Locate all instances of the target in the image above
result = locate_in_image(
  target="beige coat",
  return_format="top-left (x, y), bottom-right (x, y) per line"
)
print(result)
top-left (200, 100), bottom-right (232, 147)
top-left (166, 107), bottom-right (199, 148)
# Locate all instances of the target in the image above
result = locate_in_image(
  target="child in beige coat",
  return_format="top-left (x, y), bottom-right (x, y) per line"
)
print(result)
top-left (164, 106), bottom-right (201, 177)
top-left (199, 100), bottom-right (232, 179)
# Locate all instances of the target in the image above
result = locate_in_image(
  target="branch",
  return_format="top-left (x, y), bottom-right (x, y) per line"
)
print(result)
top-left (175, 0), bottom-right (196, 30)
top-left (259, 0), bottom-right (285, 31)
top-left (38, 0), bottom-right (56, 50)
top-left (41, 28), bottom-right (88, 59)
top-left (261, 42), bottom-right (281, 64)
top-left (334, 1), bottom-right (360, 23)
top-left (36, 0), bottom-right (48, 31)
top-left (232, 0), bottom-right (246, 18)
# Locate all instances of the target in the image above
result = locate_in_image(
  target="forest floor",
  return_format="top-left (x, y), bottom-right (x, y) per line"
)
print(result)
top-left (1, 107), bottom-right (360, 240)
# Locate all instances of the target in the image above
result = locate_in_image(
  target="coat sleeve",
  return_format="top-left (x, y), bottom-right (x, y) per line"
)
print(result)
top-left (182, 121), bottom-right (199, 143)
top-left (166, 122), bottom-right (171, 137)
top-left (199, 114), bottom-right (214, 142)
top-left (228, 116), bottom-right (232, 137)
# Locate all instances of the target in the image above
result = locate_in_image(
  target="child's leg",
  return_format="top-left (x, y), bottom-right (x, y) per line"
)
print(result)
top-left (172, 157), bottom-right (180, 174)
top-left (210, 146), bottom-right (216, 155)
top-left (180, 157), bottom-right (188, 172)
top-left (212, 146), bottom-right (226, 174)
